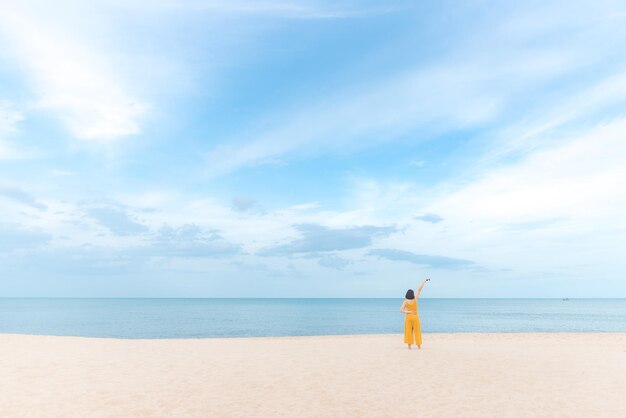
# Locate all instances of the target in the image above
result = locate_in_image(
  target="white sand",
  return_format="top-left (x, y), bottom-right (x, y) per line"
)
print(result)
top-left (1, 333), bottom-right (625, 417)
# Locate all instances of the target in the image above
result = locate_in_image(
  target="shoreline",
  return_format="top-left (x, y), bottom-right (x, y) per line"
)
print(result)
top-left (1, 331), bottom-right (625, 341)
top-left (2, 333), bottom-right (625, 417)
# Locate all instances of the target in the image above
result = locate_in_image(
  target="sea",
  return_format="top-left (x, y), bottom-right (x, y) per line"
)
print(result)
top-left (1, 298), bottom-right (625, 339)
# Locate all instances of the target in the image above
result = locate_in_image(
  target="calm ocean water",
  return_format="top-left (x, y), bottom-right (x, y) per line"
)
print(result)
top-left (1, 298), bottom-right (625, 339)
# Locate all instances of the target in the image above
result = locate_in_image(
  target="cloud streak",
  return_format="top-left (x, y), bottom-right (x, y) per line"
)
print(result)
top-left (0, 187), bottom-right (47, 210)
top-left (368, 248), bottom-right (477, 270)
top-left (84, 206), bottom-right (149, 236)
top-left (258, 223), bottom-right (397, 256)
top-left (160, 0), bottom-right (394, 19)
top-left (414, 213), bottom-right (443, 224)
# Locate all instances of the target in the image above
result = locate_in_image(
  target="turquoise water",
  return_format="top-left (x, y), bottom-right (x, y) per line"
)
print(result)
top-left (1, 298), bottom-right (625, 338)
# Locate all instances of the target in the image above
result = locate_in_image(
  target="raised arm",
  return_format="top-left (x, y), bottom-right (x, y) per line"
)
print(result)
top-left (415, 277), bottom-right (430, 299)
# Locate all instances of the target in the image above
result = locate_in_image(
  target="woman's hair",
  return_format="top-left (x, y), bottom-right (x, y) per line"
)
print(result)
top-left (405, 289), bottom-right (415, 300)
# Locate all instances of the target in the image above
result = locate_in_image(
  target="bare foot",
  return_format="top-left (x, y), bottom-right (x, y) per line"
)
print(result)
top-left (408, 344), bottom-right (411, 350)
top-left (417, 345), bottom-right (421, 350)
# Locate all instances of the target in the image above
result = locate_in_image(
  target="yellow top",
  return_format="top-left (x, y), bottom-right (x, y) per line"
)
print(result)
top-left (405, 299), bottom-right (418, 316)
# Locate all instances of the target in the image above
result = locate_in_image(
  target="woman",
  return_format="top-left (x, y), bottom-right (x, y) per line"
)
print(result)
top-left (400, 278), bottom-right (429, 350)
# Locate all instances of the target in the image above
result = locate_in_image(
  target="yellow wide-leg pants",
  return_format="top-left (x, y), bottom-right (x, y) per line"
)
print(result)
top-left (404, 314), bottom-right (422, 345)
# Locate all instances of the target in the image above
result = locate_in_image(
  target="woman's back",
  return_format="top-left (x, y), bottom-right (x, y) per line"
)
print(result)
top-left (405, 299), bottom-right (418, 315)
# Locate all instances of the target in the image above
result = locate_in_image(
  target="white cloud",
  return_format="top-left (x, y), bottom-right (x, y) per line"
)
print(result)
top-left (437, 119), bottom-right (626, 224)
top-left (0, 102), bottom-right (23, 134)
top-left (483, 70), bottom-right (626, 164)
top-left (142, 0), bottom-right (394, 19)
top-left (0, 9), bottom-right (147, 141)
top-left (0, 102), bottom-right (25, 159)
top-left (403, 118), bottom-right (626, 276)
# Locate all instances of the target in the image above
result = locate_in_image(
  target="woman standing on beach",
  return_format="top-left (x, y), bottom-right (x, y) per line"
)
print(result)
top-left (401, 278), bottom-right (429, 350)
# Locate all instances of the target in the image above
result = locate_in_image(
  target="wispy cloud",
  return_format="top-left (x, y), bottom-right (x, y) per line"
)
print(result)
top-left (258, 223), bottom-right (397, 256)
top-left (483, 69), bottom-right (626, 165)
top-left (0, 9), bottom-right (147, 141)
top-left (317, 254), bottom-right (352, 270)
top-left (206, 63), bottom-right (505, 175)
top-left (0, 103), bottom-right (25, 159)
top-left (505, 218), bottom-right (564, 231)
top-left (414, 213), bottom-right (443, 224)
top-left (434, 119), bottom-right (626, 225)
top-left (204, 8), bottom-right (595, 175)
top-left (409, 117), bottom-right (626, 277)
top-left (83, 205), bottom-right (149, 236)
top-left (158, 0), bottom-right (395, 19)
top-left (368, 248), bottom-right (477, 270)
top-left (0, 187), bottom-right (47, 210)
top-left (144, 224), bottom-right (241, 258)
top-left (232, 196), bottom-right (265, 214)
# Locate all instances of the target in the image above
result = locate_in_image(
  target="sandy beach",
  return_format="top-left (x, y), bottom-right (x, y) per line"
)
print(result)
top-left (1, 333), bottom-right (625, 417)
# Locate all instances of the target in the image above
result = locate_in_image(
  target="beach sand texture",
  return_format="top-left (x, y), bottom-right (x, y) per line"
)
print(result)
top-left (1, 333), bottom-right (625, 417)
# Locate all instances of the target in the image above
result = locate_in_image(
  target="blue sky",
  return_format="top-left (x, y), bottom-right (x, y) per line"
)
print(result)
top-left (1, 0), bottom-right (626, 297)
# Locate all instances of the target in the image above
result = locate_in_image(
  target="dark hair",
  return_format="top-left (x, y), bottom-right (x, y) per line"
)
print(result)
top-left (405, 289), bottom-right (415, 300)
